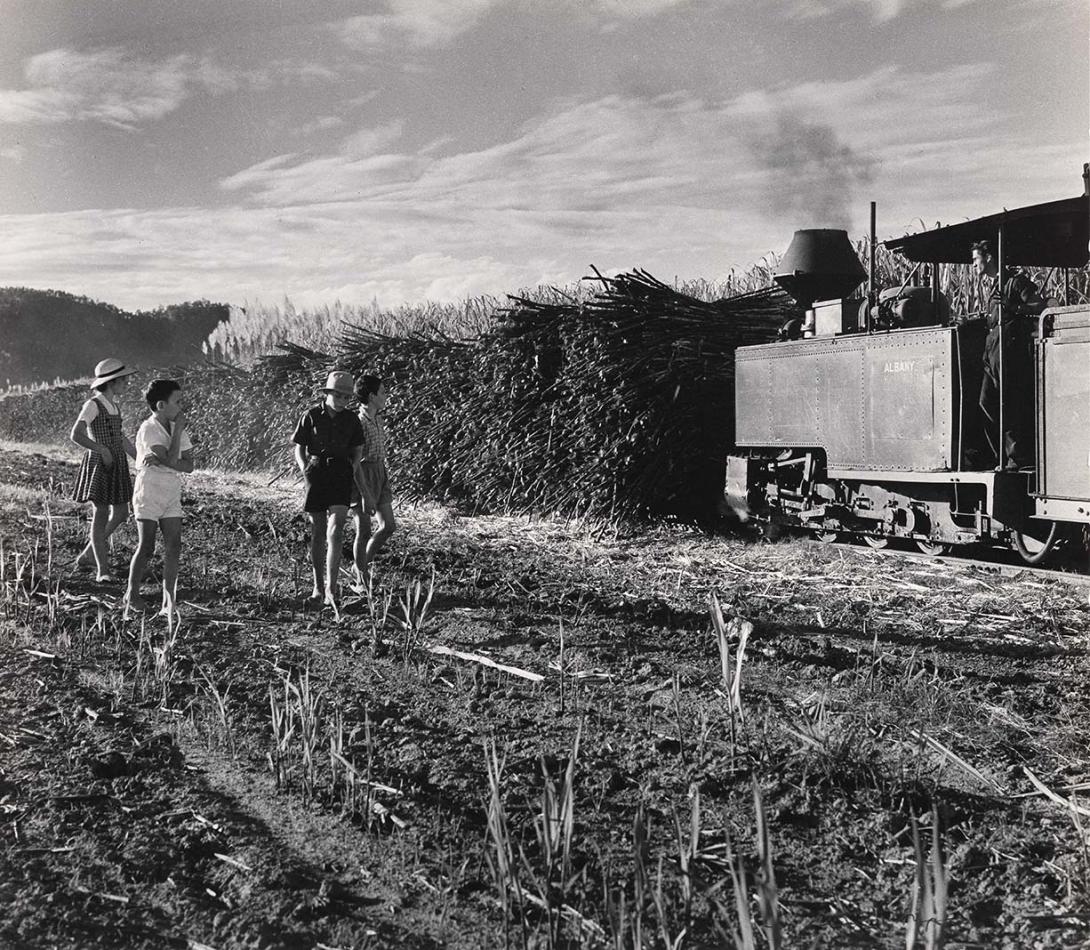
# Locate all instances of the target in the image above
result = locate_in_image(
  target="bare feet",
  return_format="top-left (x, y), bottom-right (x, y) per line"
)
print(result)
top-left (125, 594), bottom-right (149, 612)
top-left (304, 592), bottom-right (324, 610)
top-left (351, 565), bottom-right (372, 595)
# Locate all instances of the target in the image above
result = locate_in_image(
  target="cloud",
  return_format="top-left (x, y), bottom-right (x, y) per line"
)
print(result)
top-left (0, 49), bottom-right (195, 128)
top-left (594, 0), bottom-right (698, 15)
top-left (219, 120), bottom-right (412, 199)
top-left (338, 0), bottom-right (505, 50)
top-left (0, 48), bottom-right (334, 129)
top-left (217, 68), bottom-right (905, 227)
top-left (340, 121), bottom-right (405, 157)
top-left (296, 115), bottom-right (346, 137)
top-left (337, 0), bottom-right (701, 49)
top-left (1, 63), bottom-right (1080, 311)
top-left (783, 0), bottom-right (1055, 20)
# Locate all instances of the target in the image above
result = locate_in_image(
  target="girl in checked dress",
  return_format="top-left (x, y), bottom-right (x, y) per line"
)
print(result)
top-left (70, 358), bottom-right (139, 582)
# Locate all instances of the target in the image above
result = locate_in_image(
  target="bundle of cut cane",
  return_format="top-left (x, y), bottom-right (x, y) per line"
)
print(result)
top-left (483, 270), bottom-right (799, 519)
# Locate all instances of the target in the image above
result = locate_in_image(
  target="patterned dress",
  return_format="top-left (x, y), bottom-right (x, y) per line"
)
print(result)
top-left (73, 396), bottom-right (134, 505)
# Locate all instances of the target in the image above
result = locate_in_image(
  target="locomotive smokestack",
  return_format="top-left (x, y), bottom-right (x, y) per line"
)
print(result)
top-left (1083, 162), bottom-right (1089, 196)
top-left (774, 229), bottom-right (867, 309)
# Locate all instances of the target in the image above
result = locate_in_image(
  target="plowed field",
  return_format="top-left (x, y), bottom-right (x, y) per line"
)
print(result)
top-left (2, 441), bottom-right (1088, 949)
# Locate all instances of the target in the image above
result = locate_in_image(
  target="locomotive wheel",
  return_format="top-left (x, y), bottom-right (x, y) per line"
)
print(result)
top-left (915, 540), bottom-right (949, 557)
top-left (1013, 521), bottom-right (1061, 566)
top-left (863, 535), bottom-right (888, 550)
top-left (760, 521), bottom-right (785, 542)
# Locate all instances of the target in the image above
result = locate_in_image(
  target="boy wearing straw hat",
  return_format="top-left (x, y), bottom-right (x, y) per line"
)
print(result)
top-left (292, 371), bottom-right (367, 609)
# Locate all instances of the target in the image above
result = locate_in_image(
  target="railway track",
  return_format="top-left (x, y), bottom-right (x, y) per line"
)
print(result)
top-left (804, 534), bottom-right (1090, 588)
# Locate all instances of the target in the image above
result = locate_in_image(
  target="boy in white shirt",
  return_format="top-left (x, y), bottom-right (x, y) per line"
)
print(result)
top-left (124, 379), bottom-right (194, 613)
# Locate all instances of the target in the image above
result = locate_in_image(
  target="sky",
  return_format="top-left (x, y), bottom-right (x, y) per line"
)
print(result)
top-left (0, 0), bottom-right (1086, 312)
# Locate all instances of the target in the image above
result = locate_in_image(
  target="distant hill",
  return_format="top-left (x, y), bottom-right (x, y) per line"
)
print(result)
top-left (0, 288), bottom-right (229, 388)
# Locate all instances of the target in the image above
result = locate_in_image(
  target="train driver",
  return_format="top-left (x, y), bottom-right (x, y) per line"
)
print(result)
top-left (971, 239), bottom-right (1045, 472)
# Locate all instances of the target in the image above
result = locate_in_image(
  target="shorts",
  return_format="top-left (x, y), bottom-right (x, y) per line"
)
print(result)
top-left (304, 458), bottom-right (354, 513)
top-left (133, 470), bottom-right (183, 521)
top-left (352, 461), bottom-right (393, 513)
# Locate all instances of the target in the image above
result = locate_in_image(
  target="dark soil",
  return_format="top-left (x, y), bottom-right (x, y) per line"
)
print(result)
top-left (1, 442), bottom-right (1088, 949)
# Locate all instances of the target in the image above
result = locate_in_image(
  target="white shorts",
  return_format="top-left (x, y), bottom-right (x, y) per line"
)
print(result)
top-left (133, 470), bottom-right (183, 521)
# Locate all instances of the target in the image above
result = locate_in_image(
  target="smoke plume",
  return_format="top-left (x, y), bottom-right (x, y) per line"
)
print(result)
top-left (745, 111), bottom-right (877, 231)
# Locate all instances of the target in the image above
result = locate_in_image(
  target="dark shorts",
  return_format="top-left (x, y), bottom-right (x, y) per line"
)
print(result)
top-left (352, 461), bottom-right (393, 513)
top-left (304, 458), bottom-right (354, 513)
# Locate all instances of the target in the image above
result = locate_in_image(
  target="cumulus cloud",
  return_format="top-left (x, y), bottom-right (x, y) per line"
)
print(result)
top-left (0, 48), bottom-right (333, 129)
top-left (29, 48), bottom-right (196, 128)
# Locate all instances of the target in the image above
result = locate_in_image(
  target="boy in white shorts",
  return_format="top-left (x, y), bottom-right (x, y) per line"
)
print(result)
top-left (124, 379), bottom-right (194, 613)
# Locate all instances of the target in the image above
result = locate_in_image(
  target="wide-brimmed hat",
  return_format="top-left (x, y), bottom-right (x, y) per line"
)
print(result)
top-left (320, 371), bottom-right (355, 397)
top-left (90, 358), bottom-right (138, 390)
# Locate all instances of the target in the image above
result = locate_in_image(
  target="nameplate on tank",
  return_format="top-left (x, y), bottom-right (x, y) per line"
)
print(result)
top-left (883, 360), bottom-right (921, 374)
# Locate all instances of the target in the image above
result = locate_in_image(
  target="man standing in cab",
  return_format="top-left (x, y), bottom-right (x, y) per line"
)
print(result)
top-left (971, 239), bottom-right (1046, 472)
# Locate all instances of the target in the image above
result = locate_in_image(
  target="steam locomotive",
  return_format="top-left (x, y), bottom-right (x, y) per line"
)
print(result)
top-left (725, 177), bottom-right (1090, 566)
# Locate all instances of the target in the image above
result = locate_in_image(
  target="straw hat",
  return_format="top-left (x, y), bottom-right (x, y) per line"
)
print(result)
top-left (321, 371), bottom-right (355, 397)
top-left (91, 358), bottom-right (138, 390)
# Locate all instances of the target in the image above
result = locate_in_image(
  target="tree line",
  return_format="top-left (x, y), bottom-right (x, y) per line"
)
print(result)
top-left (0, 288), bottom-right (229, 388)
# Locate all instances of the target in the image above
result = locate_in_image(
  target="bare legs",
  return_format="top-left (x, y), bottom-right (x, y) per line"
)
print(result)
top-left (125, 517), bottom-right (182, 611)
top-left (353, 501), bottom-right (396, 581)
top-left (308, 506), bottom-right (348, 605)
top-left (160, 519), bottom-right (182, 612)
top-left (352, 506), bottom-right (370, 583)
top-left (78, 502), bottom-right (129, 578)
top-left (125, 519), bottom-right (156, 611)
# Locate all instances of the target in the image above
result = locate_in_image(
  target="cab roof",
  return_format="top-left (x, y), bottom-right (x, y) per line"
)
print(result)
top-left (882, 193), bottom-right (1089, 268)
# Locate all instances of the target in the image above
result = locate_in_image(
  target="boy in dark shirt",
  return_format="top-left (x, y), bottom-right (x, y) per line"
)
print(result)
top-left (292, 371), bottom-right (366, 609)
